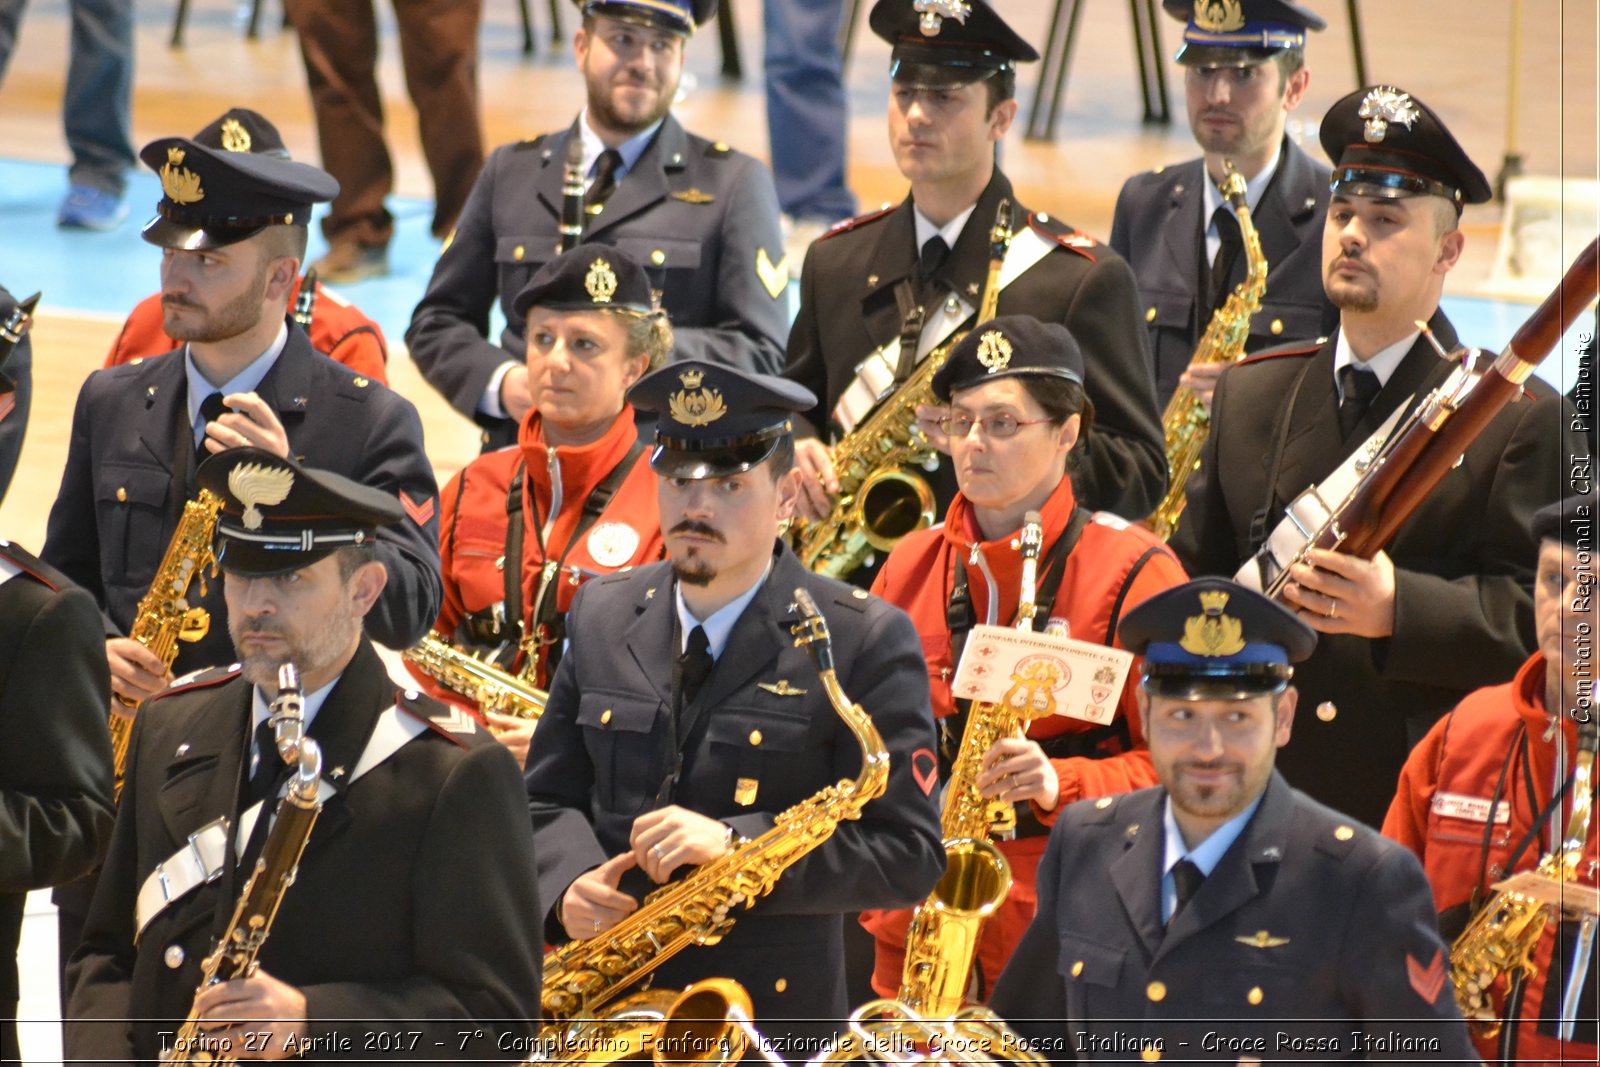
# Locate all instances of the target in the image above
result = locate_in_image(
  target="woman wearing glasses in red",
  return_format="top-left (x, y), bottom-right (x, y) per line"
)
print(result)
top-left (862, 315), bottom-right (1187, 1003)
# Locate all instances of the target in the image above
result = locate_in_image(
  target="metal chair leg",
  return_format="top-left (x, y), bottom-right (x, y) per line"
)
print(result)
top-left (840, 0), bottom-right (864, 71)
top-left (1041, 0), bottom-right (1087, 142)
top-left (1135, 0), bottom-right (1169, 124)
top-left (246, 0), bottom-right (265, 39)
top-left (1346, 0), bottom-right (1368, 87)
top-left (519, 0), bottom-right (535, 54)
top-left (171, 0), bottom-right (191, 48)
top-left (1025, 0), bottom-right (1070, 141)
top-left (717, 0), bottom-right (742, 80)
top-left (548, 0), bottom-right (564, 43)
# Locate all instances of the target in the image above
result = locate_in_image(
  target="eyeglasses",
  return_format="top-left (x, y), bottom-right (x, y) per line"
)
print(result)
top-left (936, 411), bottom-right (1054, 439)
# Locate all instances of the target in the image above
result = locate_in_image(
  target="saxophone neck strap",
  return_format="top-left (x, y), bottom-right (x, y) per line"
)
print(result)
top-left (133, 703), bottom-right (424, 939)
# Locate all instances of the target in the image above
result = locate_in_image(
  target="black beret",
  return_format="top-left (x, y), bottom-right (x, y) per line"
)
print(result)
top-left (931, 316), bottom-right (1085, 402)
top-left (628, 360), bottom-right (816, 479)
top-left (574, 0), bottom-right (716, 35)
top-left (869, 0), bottom-right (1038, 89)
top-left (140, 109), bottom-right (339, 251)
top-left (1532, 494), bottom-right (1597, 549)
top-left (1320, 86), bottom-right (1492, 207)
top-left (512, 246), bottom-right (655, 320)
top-left (197, 447), bottom-right (403, 577)
top-left (1118, 577), bottom-right (1317, 699)
top-left (1161, 0), bottom-right (1324, 67)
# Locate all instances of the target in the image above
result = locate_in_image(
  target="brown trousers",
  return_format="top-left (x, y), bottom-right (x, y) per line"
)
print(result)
top-left (283, 0), bottom-right (485, 246)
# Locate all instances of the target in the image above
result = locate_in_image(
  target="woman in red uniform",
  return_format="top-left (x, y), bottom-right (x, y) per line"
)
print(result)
top-left (421, 246), bottom-right (670, 762)
top-left (864, 315), bottom-right (1186, 1000)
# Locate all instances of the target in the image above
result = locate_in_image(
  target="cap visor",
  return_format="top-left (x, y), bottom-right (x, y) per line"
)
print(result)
top-left (217, 540), bottom-right (339, 578)
top-left (649, 438), bottom-right (780, 479)
top-left (1145, 675), bottom-right (1290, 701)
top-left (141, 214), bottom-right (265, 251)
top-left (890, 58), bottom-right (996, 90)
top-left (1174, 43), bottom-right (1282, 67)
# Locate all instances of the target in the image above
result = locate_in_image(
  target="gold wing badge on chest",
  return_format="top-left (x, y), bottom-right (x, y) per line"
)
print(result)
top-left (757, 679), bottom-right (808, 697)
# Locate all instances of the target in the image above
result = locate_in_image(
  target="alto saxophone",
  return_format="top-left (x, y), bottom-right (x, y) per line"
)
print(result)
top-left (898, 513), bottom-right (1044, 1016)
top-left (163, 666), bottom-right (323, 1066)
top-left (112, 489), bottom-right (225, 798)
top-left (402, 632), bottom-right (547, 720)
top-left (1450, 705), bottom-right (1598, 1039)
top-left (1145, 161), bottom-right (1268, 539)
top-left (799, 200), bottom-right (1013, 579)
top-left (538, 586), bottom-right (889, 1028)
top-left (526, 977), bottom-right (784, 1067)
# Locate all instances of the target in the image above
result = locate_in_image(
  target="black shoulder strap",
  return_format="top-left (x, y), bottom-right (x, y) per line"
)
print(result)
top-left (1105, 545), bottom-right (1166, 646)
top-left (502, 460), bottom-right (526, 642)
top-left (893, 279), bottom-right (926, 383)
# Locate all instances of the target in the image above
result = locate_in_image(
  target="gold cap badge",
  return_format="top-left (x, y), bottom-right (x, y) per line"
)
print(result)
top-left (227, 463), bottom-right (294, 531)
top-left (1358, 87), bottom-right (1419, 144)
top-left (219, 118), bottom-right (251, 153)
top-left (584, 257), bottom-right (618, 304)
top-left (668, 368), bottom-right (727, 427)
top-left (1193, 0), bottom-right (1245, 33)
top-left (914, 0), bottom-right (971, 36)
top-left (1179, 588), bottom-right (1246, 657)
top-left (161, 147), bottom-right (205, 205)
top-left (976, 329), bottom-right (1013, 373)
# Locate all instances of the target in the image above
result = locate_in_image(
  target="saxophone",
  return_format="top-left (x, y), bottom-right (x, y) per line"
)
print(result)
top-left (1144, 161), bottom-right (1267, 539)
top-left (799, 200), bottom-right (1013, 579)
top-left (1450, 705), bottom-right (1598, 1039)
top-left (806, 999), bottom-right (1046, 1067)
top-left (526, 978), bottom-right (784, 1067)
top-left (538, 585), bottom-right (889, 1028)
top-left (111, 489), bottom-right (225, 798)
top-left (163, 667), bottom-right (323, 1066)
top-left (402, 632), bottom-right (547, 720)
top-left (898, 513), bottom-right (1044, 1016)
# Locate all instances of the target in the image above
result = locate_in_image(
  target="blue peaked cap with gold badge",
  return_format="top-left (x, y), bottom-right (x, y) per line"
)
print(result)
top-left (931, 315), bottom-right (1085, 402)
top-left (1320, 85), bottom-right (1492, 208)
top-left (140, 108), bottom-right (339, 251)
top-left (869, 0), bottom-right (1039, 89)
top-left (1118, 577), bottom-right (1316, 699)
top-left (512, 246), bottom-right (655, 319)
top-left (198, 447), bottom-right (403, 578)
top-left (628, 360), bottom-right (816, 479)
top-left (1162, 0), bottom-right (1325, 68)
top-left (573, 0), bottom-right (716, 35)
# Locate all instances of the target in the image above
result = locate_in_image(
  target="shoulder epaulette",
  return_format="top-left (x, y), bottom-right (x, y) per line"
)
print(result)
top-left (820, 204), bottom-right (896, 241)
top-left (0, 540), bottom-right (59, 590)
top-left (1311, 817), bottom-right (1366, 860)
top-left (1089, 512), bottom-right (1131, 532)
top-left (1028, 212), bottom-right (1100, 261)
top-left (705, 141), bottom-right (732, 158)
top-left (154, 664), bottom-right (241, 700)
top-left (1080, 792), bottom-right (1121, 824)
top-left (1237, 337), bottom-right (1326, 367)
top-left (397, 687), bottom-right (476, 747)
top-left (514, 133), bottom-right (549, 152)
top-left (830, 584), bottom-right (874, 614)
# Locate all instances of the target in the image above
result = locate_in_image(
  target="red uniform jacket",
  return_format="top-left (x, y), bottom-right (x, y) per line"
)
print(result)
top-left (105, 279), bottom-right (389, 384)
top-left (863, 473), bottom-right (1186, 998)
top-left (423, 406), bottom-right (663, 697)
top-left (1385, 654), bottom-right (1599, 1065)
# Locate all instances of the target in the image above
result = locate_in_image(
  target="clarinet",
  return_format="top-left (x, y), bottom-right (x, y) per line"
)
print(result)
top-left (291, 269), bottom-right (318, 328)
top-left (559, 136), bottom-right (586, 253)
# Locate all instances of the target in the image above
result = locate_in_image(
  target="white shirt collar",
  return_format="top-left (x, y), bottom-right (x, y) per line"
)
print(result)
top-left (1332, 327), bottom-right (1418, 394)
top-left (1160, 794), bottom-right (1262, 922)
top-left (577, 109), bottom-right (665, 185)
top-left (673, 561), bottom-right (773, 661)
top-left (1201, 141), bottom-right (1284, 228)
top-left (912, 203), bottom-right (978, 257)
top-left (185, 324), bottom-right (289, 443)
top-left (248, 673), bottom-right (340, 776)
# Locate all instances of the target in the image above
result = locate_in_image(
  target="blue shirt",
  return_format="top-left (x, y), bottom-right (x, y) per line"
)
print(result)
top-left (184, 324), bottom-right (289, 445)
top-left (673, 562), bottom-right (773, 661)
top-left (1160, 793), bottom-right (1263, 922)
top-left (578, 109), bottom-right (664, 185)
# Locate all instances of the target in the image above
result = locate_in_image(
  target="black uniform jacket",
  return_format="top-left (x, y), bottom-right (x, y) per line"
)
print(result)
top-left (66, 640), bottom-right (542, 1063)
top-left (0, 542), bottom-right (115, 1061)
top-left (406, 116), bottom-right (789, 436)
top-left (41, 322), bottom-right (442, 665)
top-left (1110, 137), bottom-right (1337, 406)
top-left (990, 772), bottom-right (1477, 1062)
top-left (525, 544), bottom-right (943, 1027)
top-left (783, 171), bottom-right (1167, 523)
top-left (1171, 314), bottom-right (1576, 828)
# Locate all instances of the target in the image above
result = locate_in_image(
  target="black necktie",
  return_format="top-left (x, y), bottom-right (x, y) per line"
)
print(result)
top-left (678, 625), bottom-right (713, 705)
top-left (919, 235), bottom-right (950, 296)
top-left (1170, 858), bottom-right (1205, 924)
top-left (1337, 364), bottom-right (1382, 440)
top-left (588, 149), bottom-right (624, 210)
top-left (1209, 206), bottom-right (1243, 310)
top-left (245, 718), bottom-right (282, 807)
top-left (197, 390), bottom-right (227, 465)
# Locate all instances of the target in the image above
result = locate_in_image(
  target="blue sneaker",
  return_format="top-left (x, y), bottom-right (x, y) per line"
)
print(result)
top-left (57, 184), bottom-right (128, 231)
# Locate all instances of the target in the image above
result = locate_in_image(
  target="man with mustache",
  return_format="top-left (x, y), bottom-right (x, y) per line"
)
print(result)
top-left (1111, 0), bottom-right (1336, 408)
top-left (408, 0), bottom-right (789, 452)
top-left (525, 360), bottom-right (942, 1047)
top-left (990, 578), bottom-right (1477, 1058)
top-left (1170, 87), bottom-right (1575, 829)
top-left (67, 450), bottom-right (541, 1063)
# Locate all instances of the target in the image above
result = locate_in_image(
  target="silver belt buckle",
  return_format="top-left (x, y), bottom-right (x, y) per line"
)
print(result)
top-left (188, 816), bottom-right (229, 884)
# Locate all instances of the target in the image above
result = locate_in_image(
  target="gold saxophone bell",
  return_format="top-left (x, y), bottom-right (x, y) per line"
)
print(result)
top-left (528, 979), bottom-right (783, 1067)
top-left (807, 1000), bottom-right (1047, 1067)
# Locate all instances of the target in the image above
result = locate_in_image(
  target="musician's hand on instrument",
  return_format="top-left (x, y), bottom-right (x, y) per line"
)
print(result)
top-left (562, 851), bottom-right (639, 938)
top-left (630, 805), bottom-right (734, 882)
top-left (1178, 360), bottom-right (1227, 414)
top-left (107, 638), bottom-right (172, 706)
top-left (500, 366), bottom-right (533, 424)
top-left (191, 970), bottom-right (307, 1059)
top-left (200, 392), bottom-right (289, 459)
top-left (915, 404), bottom-right (952, 454)
top-left (483, 711), bottom-right (535, 766)
top-left (793, 437), bottom-right (838, 522)
top-left (1284, 548), bottom-right (1396, 638)
top-left (975, 737), bottom-right (1060, 811)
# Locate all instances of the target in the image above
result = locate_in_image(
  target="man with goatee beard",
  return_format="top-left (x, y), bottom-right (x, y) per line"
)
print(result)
top-left (1170, 87), bottom-right (1577, 830)
top-left (524, 360), bottom-right (942, 1049)
top-left (408, 0), bottom-right (789, 452)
